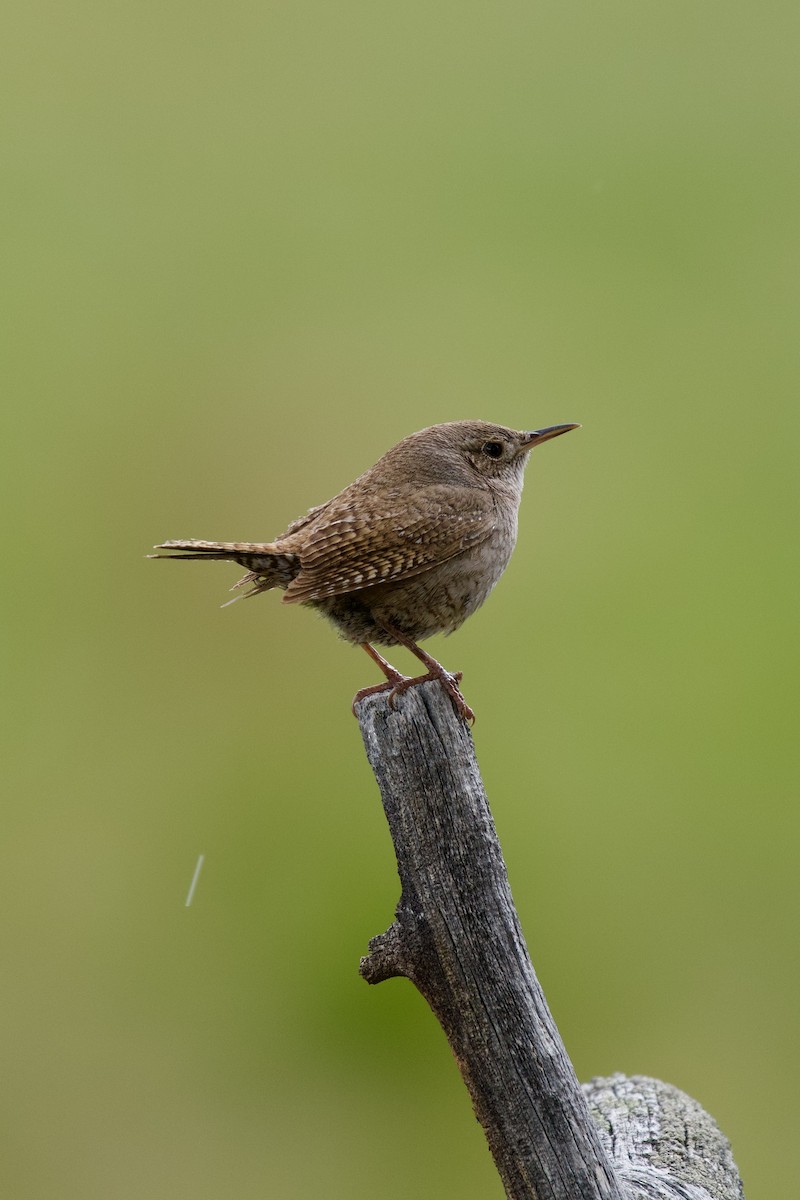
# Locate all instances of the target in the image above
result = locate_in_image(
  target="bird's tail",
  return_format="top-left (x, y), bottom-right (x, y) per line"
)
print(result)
top-left (148, 540), bottom-right (300, 604)
top-left (149, 539), bottom-right (277, 562)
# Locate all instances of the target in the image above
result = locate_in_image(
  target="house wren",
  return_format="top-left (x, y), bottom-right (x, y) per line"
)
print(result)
top-left (150, 420), bottom-right (579, 721)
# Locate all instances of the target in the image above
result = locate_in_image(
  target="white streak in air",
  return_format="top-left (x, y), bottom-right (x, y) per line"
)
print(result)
top-left (185, 854), bottom-right (205, 906)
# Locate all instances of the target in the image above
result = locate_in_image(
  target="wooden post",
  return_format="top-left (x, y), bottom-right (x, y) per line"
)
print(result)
top-left (355, 680), bottom-right (744, 1200)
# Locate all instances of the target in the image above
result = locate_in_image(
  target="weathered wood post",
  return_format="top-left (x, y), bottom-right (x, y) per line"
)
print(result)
top-left (355, 681), bottom-right (744, 1200)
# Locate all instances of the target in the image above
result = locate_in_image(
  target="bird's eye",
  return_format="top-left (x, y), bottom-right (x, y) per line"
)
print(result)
top-left (481, 441), bottom-right (504, 459)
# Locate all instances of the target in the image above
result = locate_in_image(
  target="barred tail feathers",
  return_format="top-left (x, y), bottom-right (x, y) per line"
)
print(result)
top-left (149, 539), bottom-right (277, 561)
top-left (149, 540), bottom-right (301, 601)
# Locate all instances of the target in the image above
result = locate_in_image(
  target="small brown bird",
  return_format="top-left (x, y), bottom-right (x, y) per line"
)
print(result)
top-left (150, 420), bottom-right (578, 721)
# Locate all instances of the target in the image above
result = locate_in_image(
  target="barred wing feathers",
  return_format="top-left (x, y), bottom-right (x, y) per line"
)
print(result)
top-left (281, 486), bottom-right (495, 605)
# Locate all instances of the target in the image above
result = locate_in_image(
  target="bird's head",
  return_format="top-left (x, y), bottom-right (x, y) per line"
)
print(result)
top-left (385, 420), bottom-right (579, 493)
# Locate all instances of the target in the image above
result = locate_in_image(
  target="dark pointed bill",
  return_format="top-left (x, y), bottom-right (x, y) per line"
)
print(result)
top-left (522, 423), bottom-right (581, 449)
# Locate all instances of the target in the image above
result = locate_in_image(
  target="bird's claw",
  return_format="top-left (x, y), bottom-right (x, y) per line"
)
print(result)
top-left (352, 672), bottom-right (409, 715)
top-left (383, 670), bottom-right (475, 724)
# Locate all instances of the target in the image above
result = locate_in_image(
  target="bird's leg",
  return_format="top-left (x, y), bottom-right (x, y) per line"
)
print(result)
top-left (352, 643), bottom-right (412, 713)
top-left (376, 622), bottom-right (475, 724)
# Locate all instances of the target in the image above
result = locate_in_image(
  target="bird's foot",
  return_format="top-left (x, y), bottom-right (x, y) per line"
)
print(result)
top-left (386, 669), bottom-right (475, 725)
top-left (352, 669), bottom-right (410, 715)
top-left (354, 638), bottom-right (475, 724)
top-left (352, 670), bottom-right (474, 723)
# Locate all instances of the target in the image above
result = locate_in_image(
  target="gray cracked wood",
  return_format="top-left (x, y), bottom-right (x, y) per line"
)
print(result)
top-left (584, 1074), bottom-right (744, 1200)
top-left (355, 680), bottom-right (744, 1200)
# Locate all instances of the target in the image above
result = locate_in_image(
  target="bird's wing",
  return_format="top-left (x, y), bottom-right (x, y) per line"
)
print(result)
top-left (281, 485), bottom-right (495, 604)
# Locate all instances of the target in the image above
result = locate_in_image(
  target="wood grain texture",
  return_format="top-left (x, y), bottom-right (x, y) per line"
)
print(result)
top-left (584, 1075), bottom-right (744, 1200)
top-left (355, 680), bottom-right (744, 1200)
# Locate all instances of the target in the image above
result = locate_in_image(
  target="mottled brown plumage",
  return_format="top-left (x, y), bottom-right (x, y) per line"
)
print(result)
top-left (150, 420), bottom-right (579, 720)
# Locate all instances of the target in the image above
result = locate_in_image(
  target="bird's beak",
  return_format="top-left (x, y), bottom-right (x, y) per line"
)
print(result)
top-left (521, 423), bottom-right (581, 450)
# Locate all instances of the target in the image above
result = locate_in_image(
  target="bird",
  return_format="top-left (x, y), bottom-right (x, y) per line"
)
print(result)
top-left (150, 420), bottom-right (579, 721)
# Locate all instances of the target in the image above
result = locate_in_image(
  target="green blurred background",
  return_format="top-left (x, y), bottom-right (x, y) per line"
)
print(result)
top-left (3, 1), bottom-right (797, 1196)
